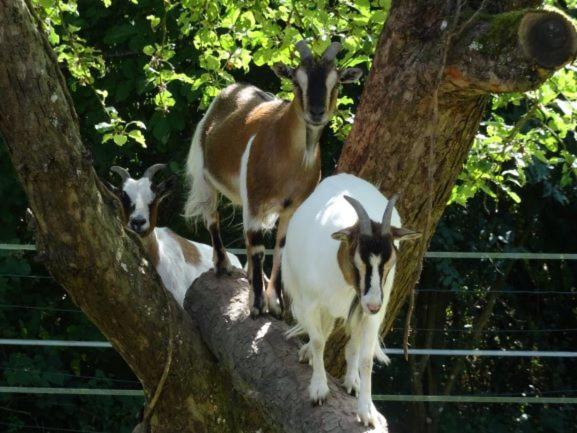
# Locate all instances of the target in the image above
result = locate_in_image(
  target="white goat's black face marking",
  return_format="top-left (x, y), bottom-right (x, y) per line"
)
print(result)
top-left (354, 234), bottom-right (396, 315)
top-left (294, 62), bottom-right (339, 126)
top-left (121, 178), bottom-right (155, 235)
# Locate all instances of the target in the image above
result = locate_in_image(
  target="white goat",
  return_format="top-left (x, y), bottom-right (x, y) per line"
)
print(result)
top-left (282, 173), bottom-right (421, 426)
top-left (108, 164), bottom-right (242, 307)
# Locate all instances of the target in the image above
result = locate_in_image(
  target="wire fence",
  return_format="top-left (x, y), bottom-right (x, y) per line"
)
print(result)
top-left (1, 386), bottom-right (576, 404)
top-left (2, 243), bottom-right (576, 405)
top-left (3, 243), bottom-right (577, 260)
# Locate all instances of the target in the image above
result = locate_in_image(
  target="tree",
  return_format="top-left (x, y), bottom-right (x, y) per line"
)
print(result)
top-left (0, 0), bottom-right (575, 432)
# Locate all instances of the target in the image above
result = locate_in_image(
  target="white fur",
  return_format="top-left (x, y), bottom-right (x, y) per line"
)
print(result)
top-left (151, 227), bottom-right (242, 307)
top-left (184, 98), bottom-right (219, 226)
top-left (123, 177), bottom-right (155, 232)
top-left (282, 173), bottom-right (402, 424)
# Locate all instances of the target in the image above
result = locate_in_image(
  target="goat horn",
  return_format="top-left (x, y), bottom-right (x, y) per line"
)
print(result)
top-left (344, 195), bottom-right (372, 236)
top-left (295, 40), bottom-right (313, 62)
top-left (110, 166), bottom-right (130, 183)
top-left (381, 193), bottom-right (400, 235)
top-left (143, 163), bottom-right (167, 180)
top-left (322, 41), bottom-right (342, 62)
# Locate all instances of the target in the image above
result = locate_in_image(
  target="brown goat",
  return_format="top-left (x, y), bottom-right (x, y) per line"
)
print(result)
top-left (184, 40), bottom-right (362, 317)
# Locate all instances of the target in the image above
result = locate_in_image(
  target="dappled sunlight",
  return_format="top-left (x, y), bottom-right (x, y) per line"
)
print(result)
top-left (250, 321), bottom-right (272, 354)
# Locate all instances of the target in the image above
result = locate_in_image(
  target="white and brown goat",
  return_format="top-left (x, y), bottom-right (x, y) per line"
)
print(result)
top-left (184, 40), bottom-right (362, 316)
top-left (282, 174), bottom-right (421, 426)
top-left (109, 164), bottom-right (242, 307)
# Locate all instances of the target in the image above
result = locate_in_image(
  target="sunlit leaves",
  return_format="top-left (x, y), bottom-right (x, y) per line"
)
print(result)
top-left (94, 91), bottom-right (148, 148)
top-left (452, 65), bottom-right (577, 206)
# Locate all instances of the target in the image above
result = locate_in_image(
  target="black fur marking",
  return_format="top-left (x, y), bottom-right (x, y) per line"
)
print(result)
top-left (251, 251), bottom-right (265, 311)
top-left (209, 222), bottom-right (227, 267)
top-left (279, 236), bottom-right (286, 248)
top-left (346, 296), bottom-right (360, 325)
top-left (364, 263), bottom-right (372, 296)
top-left (357, 232), bottom-right (393, 296)
top-left (120, 191), bottom-right (134, 214)
top-left (306, 65), bottom-right (330, 117)
top-left (274, 266), bottom-right (285, 311)
top-left (248, 231), bottom-right (264, 247)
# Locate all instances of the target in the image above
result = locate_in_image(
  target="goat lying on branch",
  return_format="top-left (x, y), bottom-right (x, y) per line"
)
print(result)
top-left (108, 164), bottom-right (241, 306)
top-left (282, 174), bottom-right (421, 427)
top-left (184, 40), bottom-right (362, 317)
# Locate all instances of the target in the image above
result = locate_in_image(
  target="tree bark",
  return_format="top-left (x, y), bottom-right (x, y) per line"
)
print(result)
top-left (1, 0), bottom-right (576, 431)
top-left (0, 1), bottom-right (274, 432)
top-left (329, 0), bottom-right (577, 374)
top-left (0, 1), bottom-right (386, 432)
top-left (185, 271), bottom-right (389, 433)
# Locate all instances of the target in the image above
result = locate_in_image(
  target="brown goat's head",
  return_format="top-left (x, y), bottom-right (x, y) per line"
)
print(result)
top-left (272, 40), bottom-right (363, 126)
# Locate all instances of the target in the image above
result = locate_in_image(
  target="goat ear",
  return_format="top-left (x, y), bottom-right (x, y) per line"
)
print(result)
top-left (339, 67), bottom-right (363, 83)
top-left (272, 63), bottom-right (295, 80)
top-left (331, 227), bottom-right (354, 242)
top-left (154, 175), bottom-right (177, 201)
top-left (391, 226), bottom-right (421, 242)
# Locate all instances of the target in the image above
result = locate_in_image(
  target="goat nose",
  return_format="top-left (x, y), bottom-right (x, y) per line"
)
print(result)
top-left (131, 217), bottom-right (147, 231)
top-left (367, 303), bottom-right (381, 314)
top-left (310, 107), bottom-right (325, 119)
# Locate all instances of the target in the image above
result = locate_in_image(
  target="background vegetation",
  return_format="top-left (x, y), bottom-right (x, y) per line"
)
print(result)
top-left (0, 0), bottom-right (576, 432)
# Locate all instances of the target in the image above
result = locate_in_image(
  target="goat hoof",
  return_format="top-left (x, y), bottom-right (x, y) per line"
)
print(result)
top-left (298, 343), bottom-right (311, 364)
top-left (268, 303), bottom-right (283, 320)
top-left (309, 379), bottom-right (330, 405)
top-left (250, 305), bottom-right (266, 318)
top-left (343, 373), bottom-right (360, 396)
top-left (357, 401), bottom-right (379, 428)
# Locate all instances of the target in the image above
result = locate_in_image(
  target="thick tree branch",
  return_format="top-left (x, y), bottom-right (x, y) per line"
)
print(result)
top-left (186, 271), bottom-right (389, 433)
top-left (0, 1), bottom-right (396, 431)
top-left (445, 9), bottom-right (577, 93)
top-left (0, 1), bottom-right (273, 432)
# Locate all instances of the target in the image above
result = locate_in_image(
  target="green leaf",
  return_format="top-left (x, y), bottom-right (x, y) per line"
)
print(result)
top-left (128, 129), bottom-right (146, 147)
top-left (147, 15), bottom-right (161, 29)
top-left (143, 45), bottom-right (156, 56)
top-left (113, 134), bottom-right (128, 146)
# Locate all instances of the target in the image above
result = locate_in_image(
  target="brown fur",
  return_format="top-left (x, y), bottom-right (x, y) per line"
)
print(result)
top-left (142, 232), bottom-right (160, 268)
top-left (337, 237), bottom-right (358, 289)
top-left (168, 230), bottom-right (201, 265)
top-left (202, 84), bottom-right (320, 214)
top-left (335, 221), bottom-right (399, 295)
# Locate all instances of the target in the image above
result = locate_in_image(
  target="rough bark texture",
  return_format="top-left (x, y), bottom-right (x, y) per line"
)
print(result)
top-left (1, 0), bottom-right (576, 431)
top-left (0, 1), bottom-right (273, 432)
top-left (0, 1), bottom-right (389, 431)
top-left (185, 271), bottom-right (388, 433)
top-left (328, 0), bottom-right (577, 374)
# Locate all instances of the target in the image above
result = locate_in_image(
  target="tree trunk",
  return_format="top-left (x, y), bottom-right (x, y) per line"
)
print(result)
top-left (1, 0), bottom-right (576, 431)
top-left (0, 1), bottom-right (385, 432)
top-left (327, 0), bottom-right (577, 374)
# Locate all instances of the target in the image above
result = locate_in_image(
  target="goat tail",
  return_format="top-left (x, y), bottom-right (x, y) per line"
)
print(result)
top-left (183, 102), bottom-right (218, 226)
top-left (374, 341), bottom-right (391, 366)
top-left (285, 323), bottom-right (306, 340)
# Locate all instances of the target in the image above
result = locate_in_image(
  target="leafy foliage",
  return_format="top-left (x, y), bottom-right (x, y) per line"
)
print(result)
top-left (1, 0), bottom-right (576, 432)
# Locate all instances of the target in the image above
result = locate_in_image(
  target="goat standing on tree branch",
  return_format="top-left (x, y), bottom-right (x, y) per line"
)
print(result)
top-left (283, 174), bottom-right (421, 427)
top-left (184, 40), bottom-right (363, 317)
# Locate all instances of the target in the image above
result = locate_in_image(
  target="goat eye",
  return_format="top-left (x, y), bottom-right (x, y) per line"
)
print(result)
top-left (120, 192), bottom-right (132, 209)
